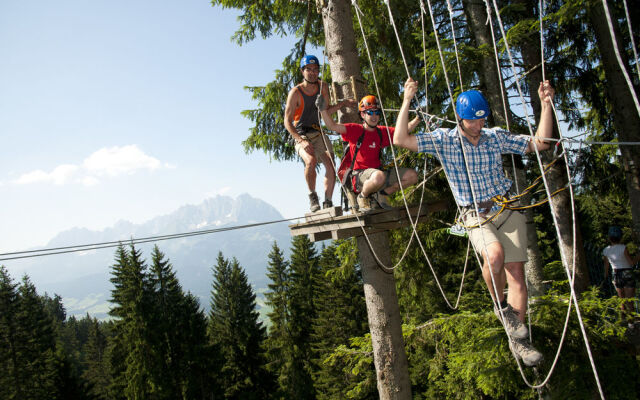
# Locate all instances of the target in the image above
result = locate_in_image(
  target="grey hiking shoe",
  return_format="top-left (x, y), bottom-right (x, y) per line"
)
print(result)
top-left (509, 338), bottom-right (543, 367)
top-left (373, 191), bottom-right (393, 210)
top-left (309, 192), bottom-right (320, 212)
top-left (322, 199), bottom-right (333, 209)
top-left (494, 304), bottom-right (528, 340)
top-left (357, 193), bottom-right (372, 212)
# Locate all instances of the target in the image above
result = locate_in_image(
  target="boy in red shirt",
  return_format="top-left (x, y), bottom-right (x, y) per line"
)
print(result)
top-left (321, 95), bottom-right (420, 211)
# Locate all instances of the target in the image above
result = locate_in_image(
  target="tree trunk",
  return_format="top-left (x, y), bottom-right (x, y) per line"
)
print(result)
top-left (461, 0), bottom-right (510, 127)
top-left (513, 0), bottom-right (590, 293)
top-left (318, 0), bottom-right (364, 124)
top-left (463, 0), bottom-right (547, 295)
top-left (589, 0), bottom-right (640, 238)
top-left (357, 232), bottom-right (412, 400)
top-left (319, 1), bottom-right (412, 397)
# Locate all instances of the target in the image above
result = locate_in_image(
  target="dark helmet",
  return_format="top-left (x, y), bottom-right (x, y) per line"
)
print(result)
top-left (608, 226), bottom-right (622, 240)
top-left (300, 55), bottom-right (319, 69)
top-left (358, 95), bottom-right (380, 112)
top-left (456, 90), bottom-right (490, 120)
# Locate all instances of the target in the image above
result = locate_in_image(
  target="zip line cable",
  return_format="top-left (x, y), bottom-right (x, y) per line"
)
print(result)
top-left (0, 216), bottom-right (304, 262)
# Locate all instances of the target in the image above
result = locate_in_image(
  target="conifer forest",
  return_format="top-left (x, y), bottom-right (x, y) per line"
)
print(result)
top-left (2, 0), bottom-right (640, 398)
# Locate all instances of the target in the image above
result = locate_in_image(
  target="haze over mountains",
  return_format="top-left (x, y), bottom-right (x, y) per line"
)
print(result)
top-left (4, 194), bottom-right (293, 319)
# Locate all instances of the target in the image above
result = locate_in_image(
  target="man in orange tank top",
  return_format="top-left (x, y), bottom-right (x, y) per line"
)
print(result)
top-left (284, 55), bottom-right (353, 212)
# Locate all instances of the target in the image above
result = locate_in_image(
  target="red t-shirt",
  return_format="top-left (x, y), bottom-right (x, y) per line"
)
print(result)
top-left (342, 123), bottom-right (394, 170)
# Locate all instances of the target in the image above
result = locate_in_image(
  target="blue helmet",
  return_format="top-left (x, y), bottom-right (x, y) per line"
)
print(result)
top-left (456, 90), bottom-right (491, 120)
top-left (300, 55), bottom-right (319, 69)
top-left (608, 226), bottom-right (622, 240)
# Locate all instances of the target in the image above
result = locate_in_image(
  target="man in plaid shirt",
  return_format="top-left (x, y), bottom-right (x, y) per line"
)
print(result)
top-left (394, 77), bottom-right (555, 367)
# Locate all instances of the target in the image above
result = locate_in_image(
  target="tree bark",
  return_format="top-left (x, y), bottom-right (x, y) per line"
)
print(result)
top-left (461, 0), bottom-right (510, 127)
top-left (319, 1), bottom-right (412, 397)
top-left (589, 0), bottom-right (640, 238)
top-left (318, 0), bottom-right (364, 124)
top-left (357, 232), bottom-right (412, 400)
top-left (463, 0), bottom-right (548, 295)
top-left (513, 0), bottom-right (590, 293)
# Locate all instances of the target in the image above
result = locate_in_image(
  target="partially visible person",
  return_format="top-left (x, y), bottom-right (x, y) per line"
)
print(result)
top-left (284, 54), bottom-right (352, 212)
top-left (603, 226), bottom-right (640, 324)
top-left (321, 94), bottom-right (420, 211)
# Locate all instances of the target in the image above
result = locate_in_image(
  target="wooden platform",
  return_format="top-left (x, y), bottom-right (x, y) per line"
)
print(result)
top-left (289, 201), bottom-right (448, 242)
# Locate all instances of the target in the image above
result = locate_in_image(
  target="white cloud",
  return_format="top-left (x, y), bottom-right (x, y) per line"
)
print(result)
top-left (12, 145), bottom-right (169, 186)
top-left (83, 145), bottom-right (162, 176)
top-left (81, 176), bottom-right (100, 187)
top-left (50, 164), bottom-right (80, 185)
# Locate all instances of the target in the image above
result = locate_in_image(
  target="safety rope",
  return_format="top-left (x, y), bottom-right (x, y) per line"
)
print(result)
top-left (422, 0), bottom-right (543, 380)
top-left (347, 0), bottom-right (472, 310)
top-left (313, 33), bottom-right (432, 277)
top-left (621, 0), bottom-right (640, 81)
top-left (444, 0), bottom-right (464, 91)
top-left (484, 0), bottom-right (521, 195)
top-left (601, 0), bottom-right (640, 118)
top-left (488, 0), bottom-right (603, 393)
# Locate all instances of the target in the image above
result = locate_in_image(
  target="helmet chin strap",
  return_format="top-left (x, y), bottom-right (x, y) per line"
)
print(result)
top-left (458, 119), bottom-right (482, 138)
top-left (364, 121), bottom-right (377, 129)
top-left (303, 78), bottom-right (319, 85)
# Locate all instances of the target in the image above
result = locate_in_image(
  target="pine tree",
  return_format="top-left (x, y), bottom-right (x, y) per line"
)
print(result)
top-left (0, 268), bottom-right (87, 400)
top-left (82, 317), bottom-right (111, 400)
top-left (0, 266), bottom-right (23, 399)
top-left (15, 275), bottom-right (59, 399)
top-left (263, 242), bottom-right (291, 398)
top-left (311, 243), bottom-right (371, 399)
top-left (148, 245), bottom-right (220, 399)
top-left (107, 244), bottom-right (155, 399)
top-left (209, 252), bottom-right (275, 399)
top-left (148, 245), bottom-right (185, 399)
top-left (285, 235), bottom-right (320, 399)
top-left (178, 292), bottom-right (222, 399)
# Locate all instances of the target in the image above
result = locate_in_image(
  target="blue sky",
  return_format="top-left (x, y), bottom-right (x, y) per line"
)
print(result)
top-left (0, 0), bottom-right (316, 252)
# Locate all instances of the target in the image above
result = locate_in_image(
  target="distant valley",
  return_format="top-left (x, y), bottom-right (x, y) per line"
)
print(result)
top-left (4, 194), bottom-right (293, 319)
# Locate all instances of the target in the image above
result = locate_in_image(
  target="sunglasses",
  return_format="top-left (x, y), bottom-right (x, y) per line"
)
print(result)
top-left (364, 109), bottom-right (381, 116)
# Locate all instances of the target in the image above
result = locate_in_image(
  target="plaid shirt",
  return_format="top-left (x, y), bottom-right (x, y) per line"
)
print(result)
top-left (416, 127), bottom-right (530, 209)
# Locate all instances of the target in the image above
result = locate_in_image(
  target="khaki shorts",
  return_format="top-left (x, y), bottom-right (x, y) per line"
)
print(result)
top-left (295, 131), bottom-right (334, 162)
top-left (355, 167), bottom-right (413, 193)
top-left (462, 207), bottom-right (527, 263)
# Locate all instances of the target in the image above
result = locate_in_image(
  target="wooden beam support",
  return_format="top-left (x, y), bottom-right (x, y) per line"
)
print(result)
top-left (289, 201), bottom-right (448, 241)
top-left (358, 231), bottom-right (411, 399)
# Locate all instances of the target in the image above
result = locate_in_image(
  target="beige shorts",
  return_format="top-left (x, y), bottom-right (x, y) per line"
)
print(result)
top-left (462, 208), bottom-right (527, 263)
top-left (295, 131), bottom-right (334, 162)
top-left (355, 167), bottom-right (413, 193)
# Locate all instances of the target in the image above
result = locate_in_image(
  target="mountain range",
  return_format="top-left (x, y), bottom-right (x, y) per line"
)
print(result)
top-left (5, 194), bottom-right (293, 319)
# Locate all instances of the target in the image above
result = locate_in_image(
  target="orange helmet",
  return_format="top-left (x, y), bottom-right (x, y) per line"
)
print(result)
top-left (358, 95), bottom-right (380, 112)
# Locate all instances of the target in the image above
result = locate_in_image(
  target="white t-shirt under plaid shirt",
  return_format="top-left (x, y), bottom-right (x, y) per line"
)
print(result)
top-left (415, 127), bottom-right (531, 209)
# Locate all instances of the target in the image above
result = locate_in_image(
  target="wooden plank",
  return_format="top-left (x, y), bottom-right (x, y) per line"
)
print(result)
top-left (309, 231), bottom-right (333, 241)
top-left (289, 199), bottom-right (451, 241)
top-left (332, 226), bottom-right (390, 240)
top-left (290, 219), bottom-right (364, 236)
top-left (304, 206), bottom-right (343, 222)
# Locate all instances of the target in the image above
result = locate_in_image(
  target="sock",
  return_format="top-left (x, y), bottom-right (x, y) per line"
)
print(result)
top-left (499, 298), bottom-right (508, 310)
